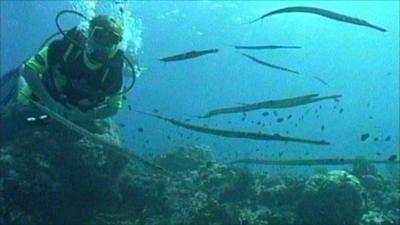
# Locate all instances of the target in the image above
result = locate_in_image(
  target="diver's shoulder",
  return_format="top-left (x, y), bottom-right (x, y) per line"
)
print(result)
top-left (108, 50), bottom-right (124, 70)
top-left (116, 50), bottom-right (125, 60)
top-left (46, 27), bottom-right (84, 50)
top-left (110, 50), bottom-right (125, 63)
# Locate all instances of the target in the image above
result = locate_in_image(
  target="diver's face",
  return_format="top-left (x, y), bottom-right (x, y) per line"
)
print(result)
top-left (86, 39), bottom-right (117, 63)
top-left (86, 27), bottom-right (121, 62)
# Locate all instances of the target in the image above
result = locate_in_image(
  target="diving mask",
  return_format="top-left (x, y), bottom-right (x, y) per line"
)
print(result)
top-left (86, 21), bottom-right (123, 62)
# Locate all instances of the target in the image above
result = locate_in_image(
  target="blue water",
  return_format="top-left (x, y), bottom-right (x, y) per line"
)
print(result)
top-left (1, 1), bottom-right (399, 173)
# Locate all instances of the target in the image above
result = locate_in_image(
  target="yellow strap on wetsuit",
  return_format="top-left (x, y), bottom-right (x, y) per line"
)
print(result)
top-left (25, 47), bottom-right (50, 74)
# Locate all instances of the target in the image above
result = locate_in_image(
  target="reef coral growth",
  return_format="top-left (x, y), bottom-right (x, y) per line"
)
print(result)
top-left (0, 132), bottom-right (398, 225)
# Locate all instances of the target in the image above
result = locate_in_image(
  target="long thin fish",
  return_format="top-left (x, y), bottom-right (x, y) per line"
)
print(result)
top-left (234, 45), bottom-right (301, 50)
top-left (238, 52), bottom-right (299, 75)
top-left (160, 48), bottom-right (219, 62)
top-left (230, 158), bottom-right (400, 166)
top-left (199, 93), bottom-right (341, 118)
top-left (0, 69), bottom-right (20, 108)
top-left (247, 6), bottom-right (387, 32)
top-left (30, 100), bottom-right (173, 176)
top-left (136, 110), bottom-right (329, 146)
top-left (313, 76), bottom-right (330, 87)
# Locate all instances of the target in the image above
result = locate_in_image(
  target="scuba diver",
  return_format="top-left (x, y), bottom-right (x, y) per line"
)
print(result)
top-left (0, 14), bottom-right (133, 147)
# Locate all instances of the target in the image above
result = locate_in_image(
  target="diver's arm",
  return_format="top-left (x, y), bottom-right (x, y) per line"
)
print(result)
top-left (83, 92), bottom-right (125, 119)
top-left (85, 105), bottom-right (118, 119)
top-left (66, 106), bottom-right (117, 121)
top-left (19, 65), bottom-right (69, 115)
top-left (20, 65), bottom-right (55, 106)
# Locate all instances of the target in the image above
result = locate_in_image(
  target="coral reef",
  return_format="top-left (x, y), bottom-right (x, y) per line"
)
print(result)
top-left (153, 145), bottom-right (213, 172)
top-left (298, 170), bottom-right (364, 225)
top-left (0, 132), bottom-right (398, 225)
top-left (360, 210), bottom-right (395, 225)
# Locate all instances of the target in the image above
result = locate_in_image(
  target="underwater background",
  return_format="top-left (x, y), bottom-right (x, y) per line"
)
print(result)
top-left (1, 1), bottom-right (399, 225)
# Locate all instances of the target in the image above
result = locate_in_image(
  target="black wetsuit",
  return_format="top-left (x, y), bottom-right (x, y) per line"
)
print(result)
top-left (41, 27), bottom-right (124, 111)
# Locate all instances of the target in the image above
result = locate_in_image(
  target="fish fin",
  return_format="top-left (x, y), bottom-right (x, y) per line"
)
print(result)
top-left (183, 113), bottom-right (203, 119)
top-left (306, 94), bottom-right (320, 99)
top-left (234, 102), bottom-right (249, 106)
top-left (245, 17), bottom-right (262, 25)
top-left (134, 110), bottom-right (160, 118)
